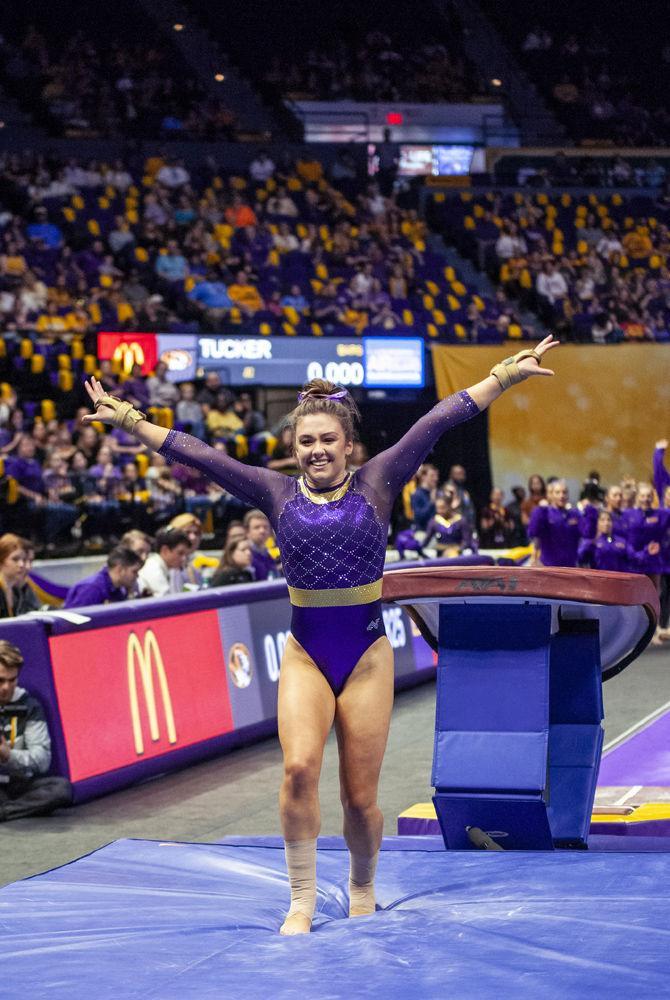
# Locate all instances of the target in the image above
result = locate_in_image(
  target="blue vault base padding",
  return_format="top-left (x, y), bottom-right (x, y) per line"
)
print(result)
top-left (433, 604), bottom-right (604, 849)
top-left (3, 837), bottom-right (670, 1000)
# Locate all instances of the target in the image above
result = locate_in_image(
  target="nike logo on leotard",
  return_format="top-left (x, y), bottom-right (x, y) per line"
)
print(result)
top-left (367, 618), bottom-right (381, 631)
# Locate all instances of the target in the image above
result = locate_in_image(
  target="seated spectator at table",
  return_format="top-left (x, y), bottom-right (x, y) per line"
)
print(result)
top-left (411, 464), bottom-right (439, 530)
top-left (10, 538), bottom-right (40, 616)
top-left (210, 536), bottom-right (255, 587)
top-left (0, 640), bottom-right (72, 823)
top-left (528, 480), bottom-right (583, 567)
top-left (146, 360), bottom-right (180, 409)
top-left (5, 436), bottom-right (45, 541)
top-left (64, 546), bottom-right (143, 608)
top-left (120, 529), bottom-right (153, 565)
top-left (42, 455), bottom-right (79, 547)
top-left (0, 535), bottom-right (31, 618)
top-left (244, 509), bottom-right (281, 580)
top-left (206, 390), bottom-right (244, 438)
top-left (167, 513), bottom-right (204, 591)
top-left (137, 528), bottom-right (191, 597)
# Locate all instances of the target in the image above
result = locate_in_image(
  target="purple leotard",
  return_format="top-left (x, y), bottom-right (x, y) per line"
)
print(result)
top-left (159, 389), bottom-right (479, 693)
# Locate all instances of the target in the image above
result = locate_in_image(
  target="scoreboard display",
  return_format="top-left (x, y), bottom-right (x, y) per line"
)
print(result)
top-left (99, 333), bottom-right (426, 389)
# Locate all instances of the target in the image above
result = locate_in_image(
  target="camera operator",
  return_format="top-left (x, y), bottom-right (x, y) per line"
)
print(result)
top-left (0, 640), bottom-right (72, 822)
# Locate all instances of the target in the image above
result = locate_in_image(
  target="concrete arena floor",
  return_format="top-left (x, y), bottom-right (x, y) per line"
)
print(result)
top-left (2, 643), bottom-right (670, 887)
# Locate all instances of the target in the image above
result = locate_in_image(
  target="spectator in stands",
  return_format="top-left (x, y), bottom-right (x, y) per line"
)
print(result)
top-left (268, 425), bottom-right (300, 476)
top-left (148, 467), bottom-right (183, 527)
top-left (0, 535), bottom-right (32, 618)
top-left (155, 239), bottom-right (189, 285)
top-left (188, 272), bottom-right (234, 323)
top-left (244, 509), bottom-right (281, 580)
top-left (479, 487), bottom-right (515, 548)
top-left (176, 382), bottom-right (206, 438)
top-left (249, 150), bottom-right (276, 183)
top-left (424, 488), bottom-right (473, 556)
top-left (206, 390), bottom-right (244, 439)
top-left (64, 546), bottom-right (143, 608)
top-left (495, 224), bottom-right (527, 262)
top-left (233, 392), bottom-right (265, 436)
top-left (26, 206), bottom-right (63, 249)
top-left (210, 537), bottom-right (255, 587)
top-left (5, 436), bottom-right (45, 541)
top-left (146, 361), bottom-right (179, 409)
top-left (225, 194), bottom-right (257, 229)
top-left (447, 464), bottom-right (476, 533)
top-left (411, 464), bottom-right (439, 530)
top-left (536, 259), bottom-right (569, 324)
top-left (196, 371), bottom-right (223, 414)
top-left (156, 158), bottom-right (190, 189)
top-left (121, 363), bottom-right (152, 410)
top-left (505, 486), bottom-right (529, 546)
top-left (228, 270), bottom-right (264, 314)
top-left (0, 640), bottom-right (72, 822)
top-left (137, 528), bottom-right (191, 597)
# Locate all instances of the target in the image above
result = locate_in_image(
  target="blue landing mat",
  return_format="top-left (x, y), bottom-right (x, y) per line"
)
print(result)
top-left (3, 837), bottom-right (670, 1000)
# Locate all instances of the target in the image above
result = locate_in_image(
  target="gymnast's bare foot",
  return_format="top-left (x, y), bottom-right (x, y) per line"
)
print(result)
top-left (279, 912), bottom-right (312, 935)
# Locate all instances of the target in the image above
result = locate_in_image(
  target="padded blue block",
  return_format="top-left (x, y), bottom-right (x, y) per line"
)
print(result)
top-left (547, 725), bottom-right (604, 842)
top-left (432, 729), bottom-right (548, 791)
top-left (433, 793), bottom-right (554, 850)
top-left (4, 837), bottom-right (670, 999)
top-left (549, 623), bottom-right (603, 725)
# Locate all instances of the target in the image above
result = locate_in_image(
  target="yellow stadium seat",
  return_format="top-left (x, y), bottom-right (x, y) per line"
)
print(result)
top-left (514, 193), bottom-right (523, 205)
top-left (473, 205), bottom-right (484, 218)
top-left (58, 371), bottom-right (74, 392)
top-left (20, 338), bottom-right (33, 359)
top-left (508, 323), bottom-right (523, 339)
top-left (454, 323), bottom-right (467, 340)
top-left (444, 266), bottom-right (456, 282)
top-left (402, 309), bottom-right (414, 326)
top-left (588, 194), bottom-right (598, 206)
top-left (230, 176), bottom-right (247, 190)
top-left (447, 295), bottom-right (460, 311)
top-left (650, 254), bottom-right (662, 269)
top-left (464, 216), bottom-right (475, 230)
top-left (597, 204), bottom-right (608, 218)
top-left (433, 192), bottom-right (445, 203)
top-left (30, 354), bottom-right (45, 374)
top-left (460, 192), bottom-right (473, 202)
top-left (57, 354), bottom-right (71, 370)
top-left (432, 309), bottom-right (447, 325)
top-left (259, 322), bottom-right (272, 336)
top-left (99, 274), bottom-right (113, 288)
top-left (316, 263), bottom-right (329, 280)
top-left (425, 280), bottom-right (439, 296)
top-left (577, 239), bottom-right (588, 255)
top-left (283, 322), bottom-right (297, 336)
top-left (71, 195), bottom-right (84, 210)
top-left (135, 453), bottom-right (150, 476)
top-left (473, 295), bottom-right (485, 311)
top-left (451, 280), bottom-right (467, 297)
top-left (611, 193), bottom-right (623, 206)
top-left (41, 400), bottom-right (56, 422)
top-left (83, 355), bottom-right (97, 374)
top-left (0, 341), bottom-right (5, 358)
top-left (296, 223), bottom-right (307, 239)
top-left (267, 249), bottom-right (280, 267)
top-left (560, 193), bottom-right (571, 207)
top-left (266, 177), bottom-right (277, 191)
top-left (62, 207), bottom-right (76, 222)
top-left (126, 210), bottom-right (139, 225)
top-left (422, 294), bottom-right (435, 310)
top-left (624, 216), bottom-right (634, 229)
top-left (229, 307), bottom-right (243, 325)
top-left (98, 197), bottom-right (110, 210)
top-left (310, 279), bottom-right (323, 293)
top-left (427, 323), bottom-right (439, 338)
top-left (282, 306), bottom-right (300, 325)
top-left (0, 382), bottom-right (12, 399)
top-left (537, 193), bottom-right (549, 205)
top-left (287, 177), bottom-right (302, 191)
top-left (87, 219), bottom-right (101, 236)
top-left (311, 323), bottom-right (324, 337)
top-left (318, 225), bottom-right (330, 242)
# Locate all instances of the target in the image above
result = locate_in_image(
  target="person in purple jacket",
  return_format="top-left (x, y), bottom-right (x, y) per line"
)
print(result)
top-left (578, 511), bottom-right (635, 572)
top-left (424, 489), bottom-right (475, 555)
top-left (579, 484), bottom-right (626, 542)
top-left (528, 480), bottom-right (584, 567)
top-left (80, 335), bottom-right (559, 936)
top-left (63, 547), bottom-right (142, 608)
top-left (620, 482), bottom-right (666, 579)
top-left (653, 438), bottom-right (670, 502)
top-left (658, 484), bottom-right (670, 641)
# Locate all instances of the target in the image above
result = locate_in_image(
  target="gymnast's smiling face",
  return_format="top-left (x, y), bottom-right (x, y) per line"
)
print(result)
top-left (295, 413), bottom-right (354, 489)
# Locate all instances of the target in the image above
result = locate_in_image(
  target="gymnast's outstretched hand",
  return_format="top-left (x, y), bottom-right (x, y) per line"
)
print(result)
top-left (516, 334), bottom-right (559, 379)
top-left (81, 376), bottom-right (119, 425)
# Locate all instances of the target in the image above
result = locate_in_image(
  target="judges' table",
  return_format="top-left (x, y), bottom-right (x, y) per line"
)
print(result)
top-left (382, 566), bottom-right (659, 850)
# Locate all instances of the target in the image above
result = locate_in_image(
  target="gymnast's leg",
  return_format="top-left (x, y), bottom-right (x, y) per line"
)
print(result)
top-left (277, 634), bottom-right (336, 935)
top-left (335, 635), bottom-right (394, 917)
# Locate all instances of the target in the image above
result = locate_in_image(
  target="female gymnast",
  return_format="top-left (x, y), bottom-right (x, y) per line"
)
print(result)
top-left (82, 335), bottom-right (558, 935)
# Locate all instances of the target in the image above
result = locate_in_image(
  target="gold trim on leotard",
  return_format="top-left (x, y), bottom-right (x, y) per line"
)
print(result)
top-left (299, 473), bottom-right (353, 504)
top-left (288, 578), bottom-right (383, 607)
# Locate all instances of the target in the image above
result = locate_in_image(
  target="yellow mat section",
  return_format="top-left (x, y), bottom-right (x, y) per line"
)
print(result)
top-left (399, 802), bottom-right (670, 825)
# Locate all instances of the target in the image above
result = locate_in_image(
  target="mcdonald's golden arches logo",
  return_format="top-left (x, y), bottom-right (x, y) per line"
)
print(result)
top-left (127, 629), bottom-right (177, 755)
top-left (113, 340), bottom-right (145, 374)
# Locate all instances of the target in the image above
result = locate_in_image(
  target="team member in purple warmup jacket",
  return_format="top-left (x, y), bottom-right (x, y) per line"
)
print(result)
top-left (528, 480), bottom-right (584, 567)
top-left (578, 511), bottom-right (636, 571)
top-left (79, 336), bottom-right (559, 936)
top-left (658, 485), bottom-right (670, 640)
top-left (620, 482), bottom-right (666, 578)
top-left (424, 489), bottom-right (475, 555)
top-left (580, 484), bottom-right (626, 541)
top-left (653, 439), bottom-right (670, 502)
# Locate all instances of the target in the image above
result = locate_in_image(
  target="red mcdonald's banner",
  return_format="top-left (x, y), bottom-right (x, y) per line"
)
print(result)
top-left (97, 333), bottom-right (159, 376)
top-left (49, 610), bottom-right (234, 781)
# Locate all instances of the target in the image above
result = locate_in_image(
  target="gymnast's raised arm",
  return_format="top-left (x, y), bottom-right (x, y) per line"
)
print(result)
top-left (360, 335), bottom-right (558, 499)
top-left (81, 377), bottom-right (289, 515)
